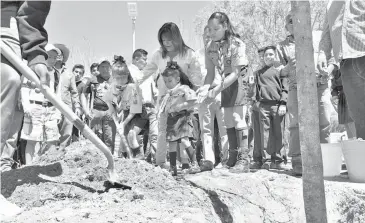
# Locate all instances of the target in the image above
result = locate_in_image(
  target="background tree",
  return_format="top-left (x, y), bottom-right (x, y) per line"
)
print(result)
top-left (291, 1), bottom-right (328, 222)
top-left (194, 0), bottom-right (326, 70)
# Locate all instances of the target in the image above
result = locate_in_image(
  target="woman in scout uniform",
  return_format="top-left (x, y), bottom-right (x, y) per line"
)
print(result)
top-left (137, 22), bottom-right (203, 169)
top-left (159, 62), bottom-right (201, 176)
top-left (197, 12), bottom-right (252, 173)
top-left (105, 56), bottom-right (147, 160)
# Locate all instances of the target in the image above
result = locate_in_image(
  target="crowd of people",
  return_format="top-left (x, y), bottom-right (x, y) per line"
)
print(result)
top-left (1, 1), bottom-right (364, 178)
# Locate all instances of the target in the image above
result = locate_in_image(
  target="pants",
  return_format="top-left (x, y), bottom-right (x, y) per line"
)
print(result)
top-left (287, 84), bottom-right (331, 157)
top-left (0, 107), bottom-right (23, 170)
top-left (340, 56), bottom-right (365, 139)
top-left (259, 102), bottom-right (285, 160)
top-left (198, 98), bottom-right (228, 164)
top-left (90, 109), bottom-right (116, 154)
top-left (145, 106), bottom-right (158, 154)
top-left (1, 26), bottom-right (22, 153)
top-left (252, 103), bottom-right (266, 162)
top-left (58, 114), bottom-right (73, 150)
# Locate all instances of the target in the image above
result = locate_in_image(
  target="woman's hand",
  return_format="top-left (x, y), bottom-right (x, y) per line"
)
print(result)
top-left (278, 105), bottom-right (287, 116)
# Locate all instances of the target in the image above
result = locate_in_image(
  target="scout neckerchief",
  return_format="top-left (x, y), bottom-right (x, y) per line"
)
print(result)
top-left (215, 37), bottom-right (230, 88)
top-left (159, 82), bottom-right (181, 114)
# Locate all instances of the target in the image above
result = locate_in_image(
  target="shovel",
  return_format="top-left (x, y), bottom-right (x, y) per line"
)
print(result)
top-left (1, 42), bottom-right (131, 190)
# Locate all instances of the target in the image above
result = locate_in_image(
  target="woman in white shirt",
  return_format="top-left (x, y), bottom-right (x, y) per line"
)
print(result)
top-left (136, 22), bottom-right (203, 169)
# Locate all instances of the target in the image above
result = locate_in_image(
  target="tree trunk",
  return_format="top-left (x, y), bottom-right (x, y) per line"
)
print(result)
top-left (290, 1), bottom-right (328, 223)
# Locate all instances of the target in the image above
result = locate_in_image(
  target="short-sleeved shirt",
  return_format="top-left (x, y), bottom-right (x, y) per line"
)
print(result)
top-left (162, 84), bottom-right (197, 114)
top-left (83, 75), bottom-right (112, 110)
top-left (104, 83), bottom-right (142, 115)
top-left (205, 36), bottom-right (250, 107)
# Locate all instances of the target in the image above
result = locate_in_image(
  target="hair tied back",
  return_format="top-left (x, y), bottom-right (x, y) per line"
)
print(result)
top-left (113, 55), bottom-right (125, 64)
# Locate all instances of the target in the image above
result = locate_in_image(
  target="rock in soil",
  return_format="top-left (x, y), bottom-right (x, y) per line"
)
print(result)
top-left (1, 140), bottom-right (365, 223)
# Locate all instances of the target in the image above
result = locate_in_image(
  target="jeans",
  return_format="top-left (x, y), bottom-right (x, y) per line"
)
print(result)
top-left (58, 113), bottom-right (73, 150)
top-left (145, 106), bottom-right (158, 154)
top-left (1, 25), bottom-right (22, 153)
top-left (198, 97), bottom-right (229, 164)
top-left (340, 56), bottom-right (365, 139)
top-left (259, 102), bottom-right (285, 160)
top-left (0, 107), bottom-right (23, 170)
top-left (90, 109), bottom-right (116, 154)
top-left (287, 84), bottom-right (332, 158)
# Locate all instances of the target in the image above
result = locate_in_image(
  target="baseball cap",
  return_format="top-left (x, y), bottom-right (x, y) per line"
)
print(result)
top-left (53, 43), bottom-right (70, 63)
top-left (45, 44), bottom-right (62, 55)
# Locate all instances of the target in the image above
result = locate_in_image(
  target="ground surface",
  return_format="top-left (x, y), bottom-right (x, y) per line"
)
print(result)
top-left (1, 140), bottom-right (365, 223)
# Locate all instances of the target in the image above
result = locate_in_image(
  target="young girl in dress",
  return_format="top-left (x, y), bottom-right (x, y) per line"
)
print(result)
top-left (197, 12), bottom-right (252, 173)
top-left (159, 62), bottom-right (201, 176)
top-left (105, 56), bottom-right (148, 159)
top-left (138, 22), bottom-right (203, 169)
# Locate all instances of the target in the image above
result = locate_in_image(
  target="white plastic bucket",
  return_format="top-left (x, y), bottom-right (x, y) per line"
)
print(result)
top-left (321, 143), bottom-right (343, 177)
top-left (329, 132), bottom-right (347, 143)
top-left (341, 139), bottom-right (365, 183)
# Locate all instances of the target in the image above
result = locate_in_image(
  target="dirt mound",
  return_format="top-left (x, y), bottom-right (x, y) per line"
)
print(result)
top-left (186, 170), bottom-right (365, 223)
top-left (2, 139), bottom-right (365, 223)
top-left (1, 140), bottom-right (219, 223)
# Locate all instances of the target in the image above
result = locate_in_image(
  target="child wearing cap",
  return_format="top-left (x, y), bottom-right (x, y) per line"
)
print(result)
top-left (159, 62), bottom-right (201, 176)
top-left (20, 46), bottom-right (62, 165)
top-left (105, 56), bottom-right (148, 159)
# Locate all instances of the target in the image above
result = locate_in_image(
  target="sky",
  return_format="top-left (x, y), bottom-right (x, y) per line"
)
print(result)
top-left (45, 1), bottom-right (211, 71)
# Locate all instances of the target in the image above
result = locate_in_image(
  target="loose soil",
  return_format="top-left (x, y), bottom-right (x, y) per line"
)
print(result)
top-left (1, 140), bottom-right (365, 223)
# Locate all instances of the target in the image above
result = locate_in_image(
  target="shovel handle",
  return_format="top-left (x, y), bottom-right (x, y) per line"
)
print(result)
top-left (0, 42), bottom-right (115, 172)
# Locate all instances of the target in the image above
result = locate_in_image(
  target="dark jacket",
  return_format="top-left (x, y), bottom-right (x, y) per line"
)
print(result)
top-left (1, 1), bottom-right (51, 66)
top-left (255, 65), bottom-right (288, 105)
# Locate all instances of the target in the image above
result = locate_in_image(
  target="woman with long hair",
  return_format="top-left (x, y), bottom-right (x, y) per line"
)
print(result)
top-left (136, 22), bottom-right (203, 170)
top-left (197, 12), bottom-right (252, 173)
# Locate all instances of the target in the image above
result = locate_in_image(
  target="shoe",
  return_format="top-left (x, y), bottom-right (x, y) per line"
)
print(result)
top-left (291, 156), bottom-right (302, 176)
top-left (229, 147), bottom-right (250, 173)
top-left (158, 163), bottom-right (170, 170)
top-left (261, 163), bottom-right (270, 170)
top-left (133, 146), bottom-right (145, 160)
top-left (214, 162), bottom-right (223, 169)
top-left (270, 161), bottom-right (291, 171)
top-left (188, 161), bottom-right (201, 174)
top-left (199, 160), bottom-right (214, 172)
top-left (250, 161), bottom-right (263, 170)
top-left (170, 166), bottom-right (177, 176)
top-left (182, 163), bottom-right (190, 170)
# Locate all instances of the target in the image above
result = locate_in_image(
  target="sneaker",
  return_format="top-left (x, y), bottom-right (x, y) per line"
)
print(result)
top-left (229, 159), bottom-right (250, 173)
top-left (270, 161), bottom-right (292, 171)
top-left (170, 166), bottom-right (177, 176)
top-left (188, 162), bottom-right (201, 174)
top-left (291, 156), bottom-right (302, 176)
top-left (200, 160), bottom-right (214, 172)
top-left (250, 161), bottom-right (263, 170)
top-left (214, 162), bottom-right (224, 169)
top-left (292, 164), bottom-right (302, 176)
top-left (157, 163), bottom-right (170, 170)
